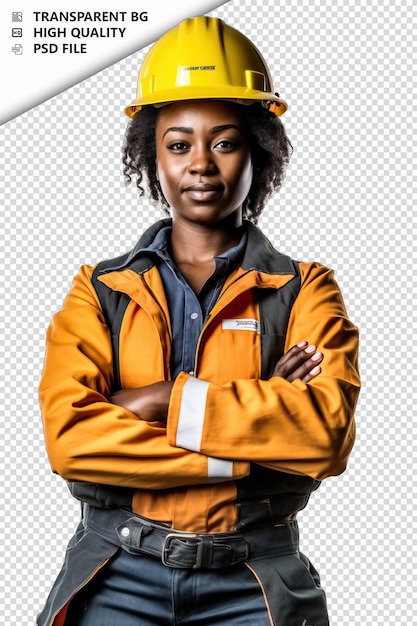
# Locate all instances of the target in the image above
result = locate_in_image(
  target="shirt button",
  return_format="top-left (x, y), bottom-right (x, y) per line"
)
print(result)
top-left (120, 527), bottom-right (130, 537)
top-left (190, 312), bottom-right (198, 320)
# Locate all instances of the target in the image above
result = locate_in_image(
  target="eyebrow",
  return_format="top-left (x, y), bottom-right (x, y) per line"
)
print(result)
top-left (162, 124), bottom-right (242, 139)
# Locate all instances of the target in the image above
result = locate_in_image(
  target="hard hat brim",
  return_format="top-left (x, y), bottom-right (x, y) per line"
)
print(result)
top-left (125, 88), bottom-right (288, 118)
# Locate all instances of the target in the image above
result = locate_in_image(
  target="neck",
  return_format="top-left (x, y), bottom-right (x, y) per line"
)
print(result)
top-left (170, 215), bottom-right (243, 264)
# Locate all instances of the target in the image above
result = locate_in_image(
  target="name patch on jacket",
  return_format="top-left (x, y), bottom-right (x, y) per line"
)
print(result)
top-left (222, 318), bottom-right (260, 332)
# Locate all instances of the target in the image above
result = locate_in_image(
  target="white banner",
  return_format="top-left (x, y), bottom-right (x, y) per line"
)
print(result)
top-left (1, 0), bottom-right (230, 124)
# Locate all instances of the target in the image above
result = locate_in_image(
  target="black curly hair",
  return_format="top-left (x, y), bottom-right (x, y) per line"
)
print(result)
top-left (122, 101), bottom-right (292, 224)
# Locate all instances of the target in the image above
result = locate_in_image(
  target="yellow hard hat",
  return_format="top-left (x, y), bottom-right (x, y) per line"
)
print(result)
top-left (125, 16), bottom-right (287, 118)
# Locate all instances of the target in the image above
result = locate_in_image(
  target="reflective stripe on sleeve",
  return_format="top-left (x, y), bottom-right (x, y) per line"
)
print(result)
top-left (207, 457), bottom-right (234, 481)
top-left (176, 377), bottom-right (210, 451)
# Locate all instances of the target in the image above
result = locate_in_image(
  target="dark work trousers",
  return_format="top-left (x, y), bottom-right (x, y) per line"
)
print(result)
top-left (41, 507), bottom-right (328, 626)
top-left (65, 548), bottom-right (271, 625)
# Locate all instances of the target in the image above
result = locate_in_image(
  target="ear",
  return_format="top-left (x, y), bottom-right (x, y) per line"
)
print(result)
top-left (155, 160), bottom-right (159, 181)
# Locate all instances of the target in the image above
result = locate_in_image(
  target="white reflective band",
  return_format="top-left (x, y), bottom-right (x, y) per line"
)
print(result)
top-left (207, 457), bottom-right (234, 481)
top-left (222, 318), bottom-right (260, 332)
top-left (176, 377), bottom-right (210, 451)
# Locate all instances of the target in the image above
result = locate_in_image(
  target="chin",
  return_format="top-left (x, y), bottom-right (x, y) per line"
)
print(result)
top-left (173, 201), bottom-right (242, 223)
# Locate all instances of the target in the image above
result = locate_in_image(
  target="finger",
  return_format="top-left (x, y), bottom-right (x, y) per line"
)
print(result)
top-left (271, 342), bottom-right (308, 376)
top-left (286, 351), bottom-right (324, 383)
top-left (272, 342), bottom-right (315, 378)
top-left (301, 364), bottom-right (322, 383)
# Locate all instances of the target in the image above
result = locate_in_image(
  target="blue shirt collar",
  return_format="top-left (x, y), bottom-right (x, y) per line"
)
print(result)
top-left (140, 224), bottom-right (248, 269)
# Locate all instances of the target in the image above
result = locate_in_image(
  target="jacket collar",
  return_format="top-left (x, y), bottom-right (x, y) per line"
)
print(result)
top-left (98, 218), bottom-right (297, 278)
top-left (241, 222), bottom-right (297, 275)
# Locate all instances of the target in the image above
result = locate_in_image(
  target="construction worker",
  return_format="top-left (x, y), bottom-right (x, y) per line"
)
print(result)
top-left (38, 16), bottom-right (360, 626)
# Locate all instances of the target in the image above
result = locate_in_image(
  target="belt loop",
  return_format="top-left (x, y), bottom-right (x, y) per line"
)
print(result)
top-left (200, 535), bottom-right (214, 569)
top-left (116, 518), bottom-right (147, 554)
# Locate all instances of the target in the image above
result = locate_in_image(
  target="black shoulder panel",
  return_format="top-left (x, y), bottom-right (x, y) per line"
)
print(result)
top-left (259, 263), bottom-right (301, 379)
top-left (92, 261), bottom-right (131, 392)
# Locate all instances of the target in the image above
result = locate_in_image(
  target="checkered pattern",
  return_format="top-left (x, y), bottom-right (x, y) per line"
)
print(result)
top-left (1, 0), bottom-right (415, 623)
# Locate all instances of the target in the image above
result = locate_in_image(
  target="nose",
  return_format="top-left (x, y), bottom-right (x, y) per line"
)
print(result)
top-left (188, 146), bottom-right (217, 176)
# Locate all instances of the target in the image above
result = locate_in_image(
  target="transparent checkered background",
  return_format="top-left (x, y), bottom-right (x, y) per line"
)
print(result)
top-left (1, 0), bottom-right (415, 623)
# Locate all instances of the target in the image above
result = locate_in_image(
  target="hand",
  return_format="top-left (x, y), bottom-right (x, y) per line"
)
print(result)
top-left (271, 341), bottom-right (324, 383)
top-left (110, 382), bottom-right (174, 423)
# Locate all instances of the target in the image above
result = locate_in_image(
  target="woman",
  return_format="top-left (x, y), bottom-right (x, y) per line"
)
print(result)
top-left (38, 16), bottom-right (360, 626)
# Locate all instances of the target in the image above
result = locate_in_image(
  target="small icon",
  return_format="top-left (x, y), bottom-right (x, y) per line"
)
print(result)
top-left (12, 12), bottom-right (23, 22)
top-left (12, 43), bottom-right (23, 55)
top-left (12, 28), bottom-right (23, 37)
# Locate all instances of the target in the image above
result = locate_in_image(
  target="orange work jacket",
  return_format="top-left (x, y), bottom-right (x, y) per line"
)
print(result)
top-left (39, 220), bottom-right (360, 533)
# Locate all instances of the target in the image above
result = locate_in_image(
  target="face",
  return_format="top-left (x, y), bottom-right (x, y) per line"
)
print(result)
top-left (155, 100), bottom-right (253, 227)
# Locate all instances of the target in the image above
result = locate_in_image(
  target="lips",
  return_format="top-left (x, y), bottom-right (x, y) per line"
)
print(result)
top-left (182, 183), bottom-right (223, 202)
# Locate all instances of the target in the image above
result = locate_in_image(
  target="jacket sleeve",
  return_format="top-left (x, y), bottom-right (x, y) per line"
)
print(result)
top-left (166, 262), bottom-right (360, 481)
top-left (39, 265), bottom-right (249, 489)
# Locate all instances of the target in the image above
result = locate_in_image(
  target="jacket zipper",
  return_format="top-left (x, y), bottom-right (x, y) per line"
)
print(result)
top-left (193, 269), bottom-right (255, 376)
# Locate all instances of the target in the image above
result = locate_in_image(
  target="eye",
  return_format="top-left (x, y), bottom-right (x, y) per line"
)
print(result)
top-left (167, 141), bottom-right (189, 152)
top-left (213, 139), bottom-right (237, 152)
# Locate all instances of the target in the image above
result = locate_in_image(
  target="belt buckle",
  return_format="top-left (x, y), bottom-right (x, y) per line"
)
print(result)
top-left (161, 532), bottom-right (204, 569)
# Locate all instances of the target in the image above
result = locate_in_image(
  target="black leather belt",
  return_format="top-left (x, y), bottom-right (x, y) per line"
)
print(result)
top-left (83, 504), bottom-right (299, 569)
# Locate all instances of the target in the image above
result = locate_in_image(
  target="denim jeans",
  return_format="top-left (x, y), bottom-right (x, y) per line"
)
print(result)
top-left (65, 547), bottom-right (271, 625)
